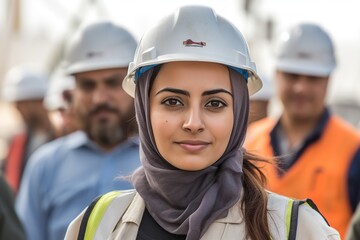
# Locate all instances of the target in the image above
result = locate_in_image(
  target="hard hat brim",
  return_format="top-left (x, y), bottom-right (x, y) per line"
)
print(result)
top-left (123, 58), bottom-right (263, 98)
top-left (64, 59), bottom-right (130, 75)
top-left (276, 59), bottom-right (336, 77)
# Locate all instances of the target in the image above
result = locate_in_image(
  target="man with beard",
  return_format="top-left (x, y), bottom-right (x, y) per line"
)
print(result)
top-left (1, 67), bottom-right (53, 193)
top-left (245, 23), bottom-right (360, 239)
top-left (15, 21), bottom-right (140, 240)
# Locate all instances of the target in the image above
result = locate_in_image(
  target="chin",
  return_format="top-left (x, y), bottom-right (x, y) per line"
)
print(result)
top-left (291, 112), bottom-right (315, 121)
top-left (176, 161), bottom-right (210, 171)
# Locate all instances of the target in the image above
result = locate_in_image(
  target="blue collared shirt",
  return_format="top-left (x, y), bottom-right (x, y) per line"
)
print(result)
top-left (15, 131), bottom-right (140, 240)
top-left (270, 108), bottom-right (360, 212)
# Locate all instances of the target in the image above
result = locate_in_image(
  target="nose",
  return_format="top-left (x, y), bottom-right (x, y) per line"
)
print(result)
top-left (182, 106), bottom-right (205, 134)
top-left (293, 77), bottom-right (308, 93)
top-left (93, 87), bottom-right (110, 105)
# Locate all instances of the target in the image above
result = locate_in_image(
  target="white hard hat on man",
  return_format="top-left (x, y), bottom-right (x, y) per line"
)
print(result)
top-left (63, 21), bottom-right (137, 75)
top-left (276, 23), bottom-right (336, 76)
top-left (2, 66), bottom-right (48, 102)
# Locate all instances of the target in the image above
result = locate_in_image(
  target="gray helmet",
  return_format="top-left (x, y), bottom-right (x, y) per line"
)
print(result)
top-left (2, 66), bottom-right (48, 102)
top-left (276, 23), bottom-right (336, 76)
top-left (63, 21), bottom-right (137, 75)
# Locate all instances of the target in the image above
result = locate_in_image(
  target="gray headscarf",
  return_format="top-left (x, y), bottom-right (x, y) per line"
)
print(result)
top-left (132, 67), bottom-right (249, 240)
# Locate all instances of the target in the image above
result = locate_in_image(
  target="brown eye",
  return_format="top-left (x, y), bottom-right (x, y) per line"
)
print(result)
top-left (162, 98), bottom-right (183, 106)
top-left (205, 100), bottom-right (226, 108)
top-left (78, 80), bottom-right (96, 91)
top-left (106, 78), bottom-right (122, 87)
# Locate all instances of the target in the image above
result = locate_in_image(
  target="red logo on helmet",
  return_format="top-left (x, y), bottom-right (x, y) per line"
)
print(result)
top-left (86, 51), bottom-right (103, 58)
top-left (183, 39), bottom-right (206, 47)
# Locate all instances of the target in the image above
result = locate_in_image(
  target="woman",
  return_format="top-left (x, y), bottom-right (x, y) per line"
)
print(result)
top-left (65, 5), bottom-right (340, 240)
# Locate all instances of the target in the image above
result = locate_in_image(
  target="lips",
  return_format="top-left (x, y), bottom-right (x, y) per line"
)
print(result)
top-left (91, 110), bottom-right (115, 122)
top-left (175, 140), bottom-right (210, 152)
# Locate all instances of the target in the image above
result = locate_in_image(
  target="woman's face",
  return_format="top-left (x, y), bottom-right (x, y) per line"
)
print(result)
top-left (150, 61), bottom-right (234, 171)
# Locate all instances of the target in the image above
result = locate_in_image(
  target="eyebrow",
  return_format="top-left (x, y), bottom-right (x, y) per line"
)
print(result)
top-left (203, 89), bottom-right (233, 97)
top-left (104, 73), bottom-right (126, 82)
top-left (155, 88), bottom-right (233, 97)
top-left (76, 73), bottom-right (125, 83)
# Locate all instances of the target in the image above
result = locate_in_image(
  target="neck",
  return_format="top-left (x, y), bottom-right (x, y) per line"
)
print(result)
top-left (93, 134), bottom-right (129, 152)
top-left (27, 118), bottom-right (53, 134)
top-left (97, 143), bottom-right (119, 152)
top-left (280, 110), bottom-right (323, 148)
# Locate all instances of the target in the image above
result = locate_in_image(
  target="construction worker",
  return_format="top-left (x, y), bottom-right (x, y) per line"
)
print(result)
top-left (248, 75), bottom-right (273, 124)
top-left (65, 7), bottom-right (339, 240)
top-left (347, 203), bottom-right (360, 240)
top-left (15, 21), bottom-right (140, 240)
top-left (245, 23), bottom-right (360, 239)
top-left (0, 173), bottom-right (26, 240)
top-left (1, 67), bottom-right (53, 192)
top-left (43, 72), bottom-right (79, 138)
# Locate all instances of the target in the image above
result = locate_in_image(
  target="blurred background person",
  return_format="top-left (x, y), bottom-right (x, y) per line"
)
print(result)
top-left (248, 75), bottom-right (274, 124)
top-left (15, 21), bottom-right (141, 240)
top-left (1, 66), bottom-right (54, 193)
top-left (0, 173), bottom-right (26, 240)
top-left (245, 23), bottom-right (360, 239)
top-left (43, 71), bottom-right (79, 138)
top-left (346, 203), bottom-right (360, 240)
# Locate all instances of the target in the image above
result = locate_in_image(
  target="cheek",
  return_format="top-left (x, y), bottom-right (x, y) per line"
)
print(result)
top-left (208, 114), bottom-right (233, 147)
top-left (118, 96), bottom-right (134, 112)
top-left (220, 119), bottom-right (233, 142)
top-left (72, 96), bottom-right (88, 117)
top-left (151, 110), bottom-right (179, 145)
top-left (275, 83), bottom-right (285, 98)
top-left (278, 83), bottom-right (291, 95)
top-left (315, 84), bottom-right (328, 98)
top-left (151, 114), bottom-right (172, 137)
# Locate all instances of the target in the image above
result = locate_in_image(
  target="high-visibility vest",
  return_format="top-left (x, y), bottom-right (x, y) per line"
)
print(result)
top-left (3, 133), bottom-right (27, 192)
top-left (77, 190), bottom-right (325, 240)
top-left (245, 116), bottom-right (360, 239)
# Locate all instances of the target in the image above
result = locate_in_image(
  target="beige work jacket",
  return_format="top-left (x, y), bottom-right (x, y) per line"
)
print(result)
top-left (65, 190), bottom-right (340, 240)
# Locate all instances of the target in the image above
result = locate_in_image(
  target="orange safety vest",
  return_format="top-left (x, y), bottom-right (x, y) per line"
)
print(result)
top-left (4, 133), bottom-right (27, 193)
top-left (245, 116), bottom-right (360, 239)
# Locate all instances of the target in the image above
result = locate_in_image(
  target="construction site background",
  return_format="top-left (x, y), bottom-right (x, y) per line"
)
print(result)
top-left (0, 0), bottom-right (359, 160)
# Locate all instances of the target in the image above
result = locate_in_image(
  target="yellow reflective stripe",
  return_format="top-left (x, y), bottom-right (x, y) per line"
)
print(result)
top-left (285, 199), bottom-right (294, 239)
top-left (84, 191), bottom-right (122, 240)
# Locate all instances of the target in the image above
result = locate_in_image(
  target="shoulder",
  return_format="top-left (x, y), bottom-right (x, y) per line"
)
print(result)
top-left (246, 117), bottom-right (276, 144)
top-left (296, 201), bottom-right (340, 239)
top-left (267, 191), bottom-right (289, 210)
top-left (64, 189), bottom-right (137, 240)
top-left (329, 115), bottom-right (360, 140)
top-left (248, 117), bottom-right (275, 132)
top-left (266, 192), bottom-right (340, 239)
top-left (26, 131), bottom-right (85, 167)
top-left (20, 132), bottom-right (87, 187)
top-left (117, 137), bottom-right (140, 154)
top-left (108, 189), bottom-right (137, 204)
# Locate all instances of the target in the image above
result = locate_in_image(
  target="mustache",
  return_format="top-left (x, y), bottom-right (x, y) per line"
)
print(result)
top-left (289, 94), bottom-right (312, 101)
top-left (89, 104), bottom-right (119, 116)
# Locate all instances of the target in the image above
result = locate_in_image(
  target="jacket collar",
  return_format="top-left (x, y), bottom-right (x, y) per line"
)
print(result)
top-left (121, 192), bottom-right (244, 226)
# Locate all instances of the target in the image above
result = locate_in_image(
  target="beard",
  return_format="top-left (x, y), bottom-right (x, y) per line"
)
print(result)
top-left (78, 103), bottom-right (136, 147)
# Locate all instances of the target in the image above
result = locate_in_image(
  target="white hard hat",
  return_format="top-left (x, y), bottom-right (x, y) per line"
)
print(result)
top-left (63, 21), bottom-right (137, 75)
top-left (122, 5), bottom-right (263, 98)
top-left (250, 75), bottom-right (273, 101)
top-left (276, 23), bottom-right (336, 77)
top-left (44, 73), bottom-right (75, 111)
top-left (2, 66), bottom-right (48, 102)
